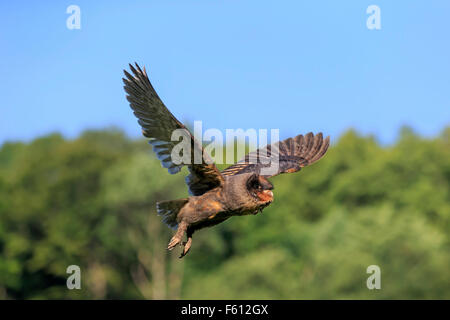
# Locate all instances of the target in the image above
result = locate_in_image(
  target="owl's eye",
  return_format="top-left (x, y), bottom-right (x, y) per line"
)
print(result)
top-left (247, 178), bottom-right (259, 190)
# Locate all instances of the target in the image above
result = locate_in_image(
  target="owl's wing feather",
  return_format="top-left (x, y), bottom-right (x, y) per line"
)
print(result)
top-left (221, 132), bottom-right (330, 178)
top-left (123, 63), bottom-right (223, 196)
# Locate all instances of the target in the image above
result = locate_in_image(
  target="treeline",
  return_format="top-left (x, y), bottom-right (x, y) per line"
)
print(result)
top-left (0, 127), bottom-right (448, 299)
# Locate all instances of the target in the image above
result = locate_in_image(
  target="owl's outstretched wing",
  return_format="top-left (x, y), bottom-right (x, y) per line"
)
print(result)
top-left (123, 63), bottom-right (223, 196)
top-left (221, 132), bottom-right (330, 178)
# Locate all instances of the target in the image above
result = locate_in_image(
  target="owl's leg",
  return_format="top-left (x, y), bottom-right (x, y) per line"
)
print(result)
top-left (179, 229), bottom-right (194, 258)
top-left (167, 221), bottom-right (188, 250)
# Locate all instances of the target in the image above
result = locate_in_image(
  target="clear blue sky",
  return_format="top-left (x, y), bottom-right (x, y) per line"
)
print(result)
top-left (1, 1), bottom-right (449, 145)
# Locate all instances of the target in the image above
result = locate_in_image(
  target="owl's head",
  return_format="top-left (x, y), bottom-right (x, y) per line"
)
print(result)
top-left (246, 174), bottom-right (274, 203)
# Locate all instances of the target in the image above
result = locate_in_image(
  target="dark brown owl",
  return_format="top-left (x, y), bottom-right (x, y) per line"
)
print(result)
top-left (123, 63), bottom-right (330, 258)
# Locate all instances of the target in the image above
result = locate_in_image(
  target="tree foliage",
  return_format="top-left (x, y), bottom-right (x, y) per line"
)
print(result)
top-left (0, 127), bottom-right (448, 299)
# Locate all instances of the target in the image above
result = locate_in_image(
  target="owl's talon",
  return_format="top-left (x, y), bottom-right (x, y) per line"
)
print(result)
top-left (167, 236), bottom-right (182, 250)
top-left (179, 236), bottom-right (192, 258)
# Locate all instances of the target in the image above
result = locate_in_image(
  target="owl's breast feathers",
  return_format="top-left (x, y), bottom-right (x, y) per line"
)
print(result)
top-left (179, 175), bottom-right (273, 232)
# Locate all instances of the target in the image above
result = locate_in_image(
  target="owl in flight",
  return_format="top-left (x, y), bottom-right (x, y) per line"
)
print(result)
top-left (123, 63), bottom-right (330, 258)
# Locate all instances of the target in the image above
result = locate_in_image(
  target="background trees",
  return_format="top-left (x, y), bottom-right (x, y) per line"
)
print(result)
top-left (0, 127), bottom-right (448, 299)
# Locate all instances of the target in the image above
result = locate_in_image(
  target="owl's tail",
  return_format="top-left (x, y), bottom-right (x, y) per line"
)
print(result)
top-left (156, 198), bottom-right (189, 229)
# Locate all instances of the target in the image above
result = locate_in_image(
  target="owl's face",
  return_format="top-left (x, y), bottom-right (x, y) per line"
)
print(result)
top-left (246, 174), bottom-right (274, 203)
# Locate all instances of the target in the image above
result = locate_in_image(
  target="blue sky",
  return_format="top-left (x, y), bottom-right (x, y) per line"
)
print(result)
top-left (1, 1), bottom-right (449, 145)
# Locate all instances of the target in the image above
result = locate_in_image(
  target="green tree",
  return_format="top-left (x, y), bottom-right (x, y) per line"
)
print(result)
top-left (0, 126), bottom-right (448, 299)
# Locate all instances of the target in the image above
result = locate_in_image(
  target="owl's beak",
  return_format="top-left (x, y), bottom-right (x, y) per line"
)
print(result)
top-left (263, 190), bottom-right (273, 197)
